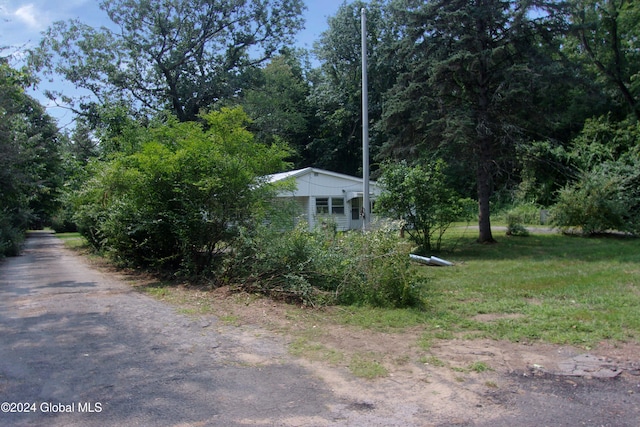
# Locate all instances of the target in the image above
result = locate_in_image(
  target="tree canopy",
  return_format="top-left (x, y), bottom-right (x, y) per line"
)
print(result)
top-left (308, 0), bottom-right (397, 176)
top-left (16, 0), bottom-right (640, 263)
top-left (570, 0), bottom-right (640, 120)
top-left (380, 0), bottom-right (570, 242)
top-left (1, 58), bottom-right (61, 255)
top-left (30, 0), bottom-right (305, 122)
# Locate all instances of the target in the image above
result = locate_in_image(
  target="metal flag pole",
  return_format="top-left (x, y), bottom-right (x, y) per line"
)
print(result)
top-left (361, 7), bottom-right (370, 230)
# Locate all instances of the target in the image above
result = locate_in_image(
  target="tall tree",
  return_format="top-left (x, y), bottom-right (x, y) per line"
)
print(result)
top-left (66, 118), bottom-right (99, 165)
top-left (310, 0), bottom-right (398, 175)
top-left (0, 57), bottom-right (61, 253)
top-left (241, 53), bottom-right (313, 164)
top-left (570, 0), bottom-right (640, 120)
top-left (382, 0), bottom-right (568, 243)
top-left (29, 0), bottom-right (305, 122)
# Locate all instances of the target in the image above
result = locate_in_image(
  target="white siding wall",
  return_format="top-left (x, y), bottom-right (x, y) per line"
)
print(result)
top-left (289, 171), bottom-right (374, 198)
top-left (273, 168), bottom-right (381, 231)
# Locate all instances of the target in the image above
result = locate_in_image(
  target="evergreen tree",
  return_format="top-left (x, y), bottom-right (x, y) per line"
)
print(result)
top-left (381, 0), bottom-right (569, 243)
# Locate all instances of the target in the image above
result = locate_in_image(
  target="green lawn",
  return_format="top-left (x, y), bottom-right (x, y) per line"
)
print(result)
top-left (339, 228), bottom-right (640, 348)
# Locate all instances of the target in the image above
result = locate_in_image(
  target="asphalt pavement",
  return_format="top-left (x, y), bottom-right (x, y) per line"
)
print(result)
top-left (0, 232), bottom-right (346, 426)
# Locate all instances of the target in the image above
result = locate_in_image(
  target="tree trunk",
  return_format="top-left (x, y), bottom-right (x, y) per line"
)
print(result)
top-left (474, 64), bottom-right (496, 244)
top-left (476, 132), bottom-right (496, 244)
top-left (476, 158), bottom-right (495, 244)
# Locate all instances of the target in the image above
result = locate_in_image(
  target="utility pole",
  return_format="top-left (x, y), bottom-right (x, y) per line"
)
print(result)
top-left (361, 7), bottom-right (370, 230)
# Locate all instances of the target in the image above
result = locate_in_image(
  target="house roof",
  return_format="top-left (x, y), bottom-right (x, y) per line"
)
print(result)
top-left (266, 167), bottom-right (380, 199)
top-left (266, 167), bottom-right (373, 185)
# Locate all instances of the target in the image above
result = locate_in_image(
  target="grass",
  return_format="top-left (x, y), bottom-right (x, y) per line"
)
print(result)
top-left (316, 226), bottom-right (640, 349)
top-left (467, 361), bottom-right (492, 373)
top-left (55, 227), bottom-right (640, 351)
top-left (348, 354), bottom-right (389, 379)
top-left (54, 232), bottom-right (88, 250)
top-left (426, 228), bottom-right (639, 347)
top-left (289, 338), bottom-right (345, 365)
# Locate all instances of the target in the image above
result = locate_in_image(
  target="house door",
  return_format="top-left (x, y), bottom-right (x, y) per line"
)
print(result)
top-left (350, 197), bottom-right (363, 230)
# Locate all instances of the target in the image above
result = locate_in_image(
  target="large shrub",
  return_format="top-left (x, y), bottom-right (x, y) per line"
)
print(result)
top-left (72, 107), bottom-right (291, 273)
top-left (551, 160), bottom-right (640, 235)
top-left (0, 209), bottom-right (26, 257)
top-left (229, 223), bottom-right (342, 303)
top-left (335, 223), bottom-right (422, 308)
top-left (551, 116), bottom-right (640, 236)
top-left (375, 160), bottom-right (474, 253)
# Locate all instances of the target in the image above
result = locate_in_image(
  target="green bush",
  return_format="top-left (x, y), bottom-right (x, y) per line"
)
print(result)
top-left (227, 221), bottom-right (423, 308)
top-left (551, 116), bottom-right (640, 236)
top-left (50, 215), bottom-right (77, 233)
top-left (375, 160), bottom-right (473, 253)
top-left (504, 203), bottom-right (541, 236)
top-left (229, 222), bottom-right (342, 303)
top-left (71, 107), bottom-right (292, 274)
top-left (0, 211), bottom-right (25, 257)
top-left (551, 161), bottom-right (640, 235)
top-left (336, 223), bottom-right (422, 308)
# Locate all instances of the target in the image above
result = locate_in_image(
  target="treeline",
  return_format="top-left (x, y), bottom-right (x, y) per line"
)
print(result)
top-left (0, 59), bottom-right (61, 256)
top-left (2, 0), bottom-right (638, 265)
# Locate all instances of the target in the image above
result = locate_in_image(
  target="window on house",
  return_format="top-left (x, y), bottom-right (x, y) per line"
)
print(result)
top-left (316, 198), bottom-right (329, 214)
top-left (331, 198), bottom-right (344, 215)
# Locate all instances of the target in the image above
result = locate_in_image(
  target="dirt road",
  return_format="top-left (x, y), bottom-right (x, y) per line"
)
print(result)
top-left (0, 232), bottom-right (350, 426)
top-left (1, 232), bottom-right (639, 426)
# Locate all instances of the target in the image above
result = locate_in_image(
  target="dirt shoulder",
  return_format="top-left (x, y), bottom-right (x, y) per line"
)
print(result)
top-left (132, 281), bottom-right (640, 426)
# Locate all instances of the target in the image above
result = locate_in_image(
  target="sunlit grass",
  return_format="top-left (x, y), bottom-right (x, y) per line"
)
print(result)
top-left (417, 229), bottom-right (640, 347)
top-left (327, 227), bottom-right (640, 348)
top-left (348, 354), bottom-right (389, 379)
top-left (54, 232), bottom-right (88, 249)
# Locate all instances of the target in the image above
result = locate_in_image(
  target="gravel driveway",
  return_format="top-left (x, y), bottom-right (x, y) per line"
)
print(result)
top-left (0, 232), bottom-right (356, 426)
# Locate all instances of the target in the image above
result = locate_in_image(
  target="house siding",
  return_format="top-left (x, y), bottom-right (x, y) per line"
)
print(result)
top-left (267, 168), bottom-right (381, 231)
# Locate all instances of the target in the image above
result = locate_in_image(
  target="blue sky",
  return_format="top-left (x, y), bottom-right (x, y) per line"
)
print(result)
top-left (0, 0), bottom-right (346, 51)
top-left (1, 0), bottom-right (349, 126)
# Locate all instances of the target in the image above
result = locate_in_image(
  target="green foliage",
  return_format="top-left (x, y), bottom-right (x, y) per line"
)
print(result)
top-left (0, 210), bottom-right (26, 257)
top-left (31, 0), bottom-right (305, 122)
top-left (228, 221), bottom-right (423, 308)
top-left (504, 203), bottom-right (544, 236)
top-left (309, 0), bottom-right (395, 175)
top-left (566, 115), bottom-right (640, 170)
top-left (241, 54), bottom-right (312, 152)
top-left (551, 115), bottom-right (640, 235)
top-left (229, 222), bottom-right (342, 304)
top-left (72, 107), bottom-right (291, 273)
top-left (375, 160), bottom-right (473, 252)
top-left (570, 0), bottom-right (640, 120)
top-left (381, 0), bottom-right (568, 241)
top-left (551, 160), bottom-right (640, 235)
top-left (514, 140), bottom-right (573, 207)
top-left (0, 59), bottom-right (62, 255)
top-left (336, 223), bottom-right (423, 308)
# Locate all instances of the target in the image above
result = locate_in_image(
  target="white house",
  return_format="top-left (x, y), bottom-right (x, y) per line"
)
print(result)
top-left (266, 167), bottom-right (381, 231)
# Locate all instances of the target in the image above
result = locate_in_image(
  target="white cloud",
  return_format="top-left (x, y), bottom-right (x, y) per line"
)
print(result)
top-left (14, 3), bottom-right (45, 29)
